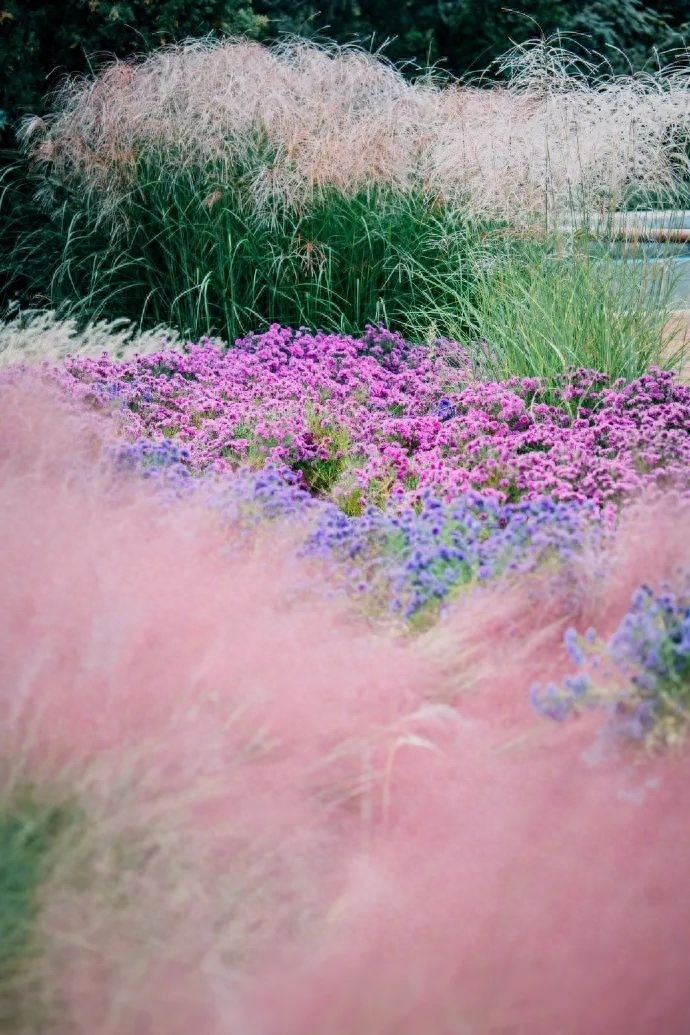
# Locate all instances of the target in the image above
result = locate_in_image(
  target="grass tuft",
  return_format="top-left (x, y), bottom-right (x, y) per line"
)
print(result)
top-left (0, 779), bottom-right (77, 1033)
top-left (3, 37), bottom-right (689, 363)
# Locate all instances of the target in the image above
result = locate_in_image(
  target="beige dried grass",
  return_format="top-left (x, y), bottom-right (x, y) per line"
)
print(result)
top-left (0, 310), bottom-right (186, 366)
top-left (21, 37), bottom-right (690, 225)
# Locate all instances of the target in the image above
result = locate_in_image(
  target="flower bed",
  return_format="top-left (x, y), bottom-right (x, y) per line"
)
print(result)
top-left (53, 324), bottom-right (690, 512)
top-left (29, 323), bottom-right (689, 746)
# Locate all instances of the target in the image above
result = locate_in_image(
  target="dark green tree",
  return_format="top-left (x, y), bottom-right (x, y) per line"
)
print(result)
top-left (254, 0), bottom-right (686, 76)
top-left (0, 0), bottom-right (267, 140)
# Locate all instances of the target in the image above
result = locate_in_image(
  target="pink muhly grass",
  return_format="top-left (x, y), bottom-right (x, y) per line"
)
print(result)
top-left (2, 379), bottom-right (690, 1033)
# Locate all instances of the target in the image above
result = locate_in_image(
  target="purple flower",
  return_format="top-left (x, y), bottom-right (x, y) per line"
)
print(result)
top-left (46, 327), bottom-right (690, 512)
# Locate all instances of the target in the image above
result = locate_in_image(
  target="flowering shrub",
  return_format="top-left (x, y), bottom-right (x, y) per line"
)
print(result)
top-left (531, 581), bottom-right (690, 746)
top-left (52, 325), bottom-right (690, 511)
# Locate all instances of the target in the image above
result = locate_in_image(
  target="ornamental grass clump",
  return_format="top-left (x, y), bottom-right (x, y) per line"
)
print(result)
top-left (0, 309), bottom-right (181, 366)
top-left (24, 37), bottom-right (690, 223)
top-left (7, 37), bottom-right (690, 342)
top-left (407, 243), bottom-right (681, 382)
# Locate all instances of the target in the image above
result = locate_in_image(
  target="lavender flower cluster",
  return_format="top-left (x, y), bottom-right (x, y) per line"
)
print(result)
top-left (113, 437), bottom-right (317, 525)
top-left (106, 427), bottom-right (608, 621)
top-left (52, 325), bottom-right (690, 511)
top-left (531, 582), bottom-right (690, 745)
top-left (305, 491), bottom-right (609, 619)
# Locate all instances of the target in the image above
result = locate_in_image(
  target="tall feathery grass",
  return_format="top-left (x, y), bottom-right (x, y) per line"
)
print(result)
top-left (3, 36), bottom-right (690, 371)
top-left (22, 37), bottom-right (690, 219)
top-left (0, 308), bottom-right (183, 365)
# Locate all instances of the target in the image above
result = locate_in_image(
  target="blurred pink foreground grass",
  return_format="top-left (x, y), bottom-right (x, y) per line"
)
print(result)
top-left (3, 373), bottom-right (690, 1034)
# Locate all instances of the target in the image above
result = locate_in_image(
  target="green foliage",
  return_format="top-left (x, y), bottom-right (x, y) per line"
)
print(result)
top-left (293, 412), bottom-right (353, 493)
top-left (0, 0), bottom-right (267, 139)
top-left (3, 151), bottom-right (497, 342)
top-left (0, 782), bottom-right (76, 1032)
top-left (406, 239), bottom-right (676, 382)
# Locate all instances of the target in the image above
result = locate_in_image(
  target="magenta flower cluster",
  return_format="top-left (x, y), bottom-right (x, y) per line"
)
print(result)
top-left (52, 324), bottom-right (690, 510)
